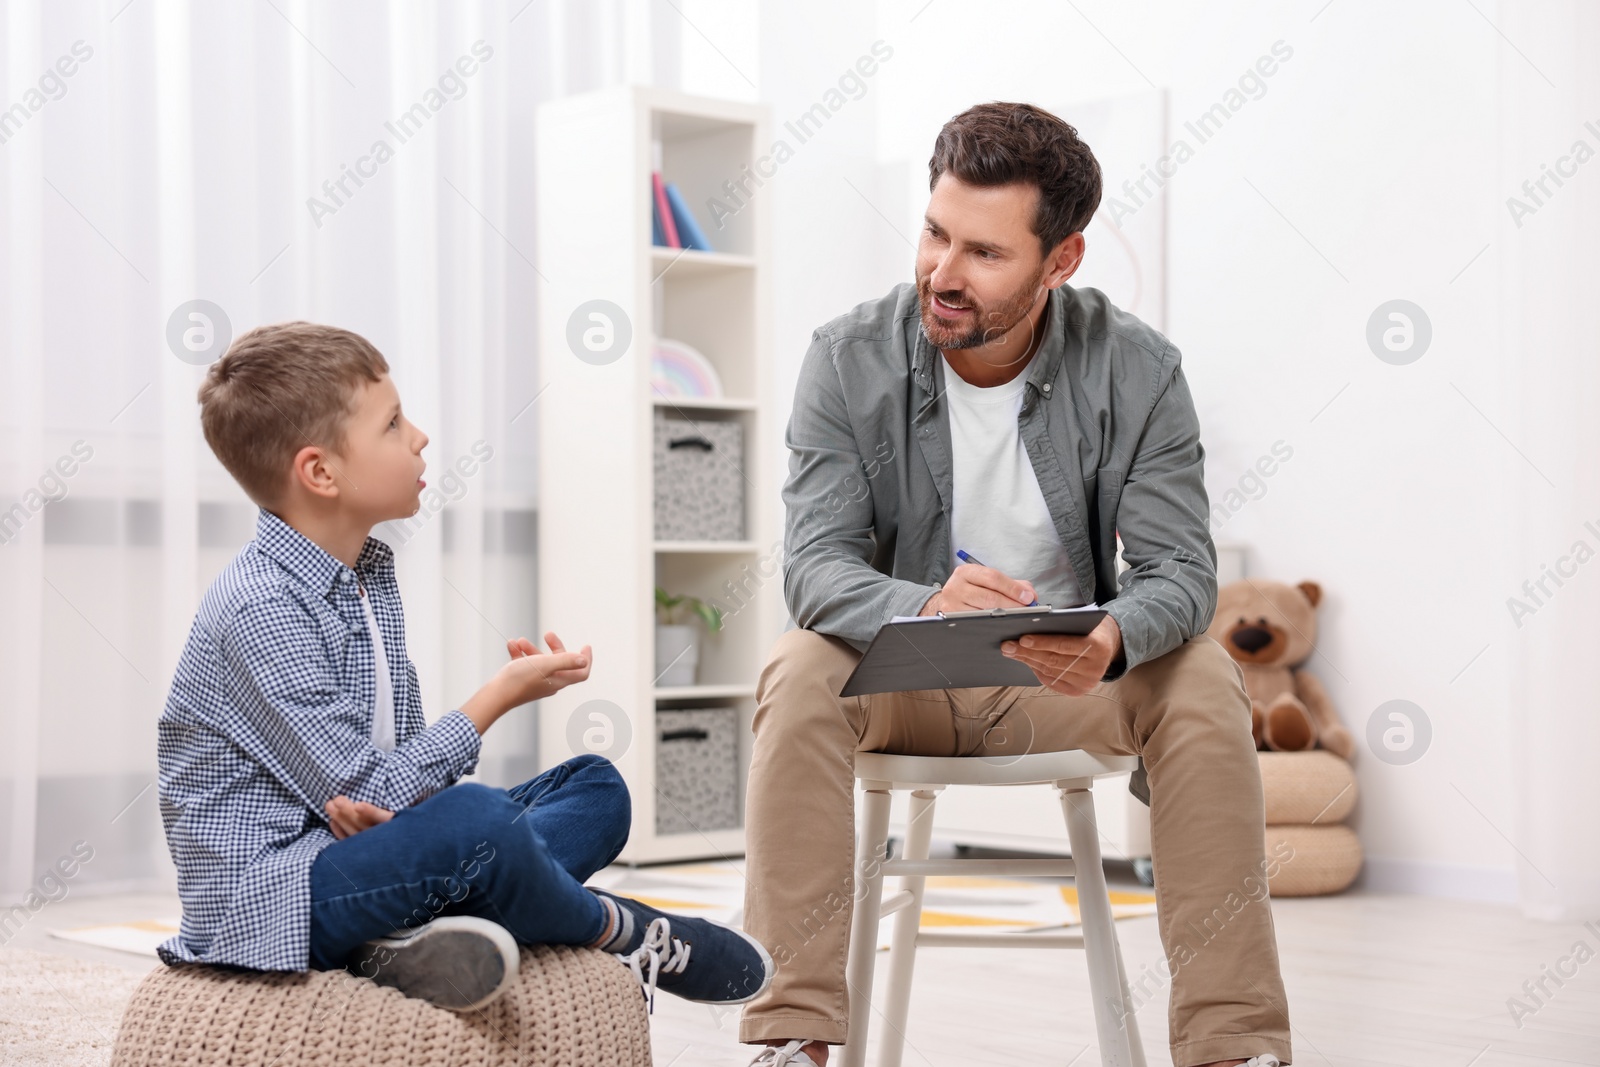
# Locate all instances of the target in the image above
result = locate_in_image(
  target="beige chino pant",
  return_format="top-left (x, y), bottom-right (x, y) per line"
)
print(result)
top-left (739, 627), bottom-right (1293, 1067)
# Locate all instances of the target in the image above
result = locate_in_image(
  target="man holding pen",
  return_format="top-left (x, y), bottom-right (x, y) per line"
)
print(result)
top-left (742, 102), bottom-right (1290, 1067)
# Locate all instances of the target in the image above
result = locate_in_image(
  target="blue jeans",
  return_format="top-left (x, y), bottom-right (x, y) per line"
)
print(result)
top-left (307, 754), bottom-right (630, 971)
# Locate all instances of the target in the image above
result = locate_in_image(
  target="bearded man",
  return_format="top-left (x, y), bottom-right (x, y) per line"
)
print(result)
top-left (740, 101), bottom-right (1292, 1067)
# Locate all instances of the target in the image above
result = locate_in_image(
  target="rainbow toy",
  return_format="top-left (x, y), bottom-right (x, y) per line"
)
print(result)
top-left (650, 338), bottom-right (724, 399)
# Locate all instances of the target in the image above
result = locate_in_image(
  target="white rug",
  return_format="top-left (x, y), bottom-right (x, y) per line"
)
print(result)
top-left (595, 861), bottom-right (1158, 935)
top-left (0, 947), bottom-right (145, 1067)
top-left (47, 863), bottom-right (1158, 959)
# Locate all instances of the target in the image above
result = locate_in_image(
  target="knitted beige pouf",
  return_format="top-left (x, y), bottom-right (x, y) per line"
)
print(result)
top-left (1259, 751), bottom-right (1362, 897)
top-left (1264, 824), bottom-right (1363, 897)
top-left (109, 945), bottom-right (652, 1067)
top-left (1257, 751), bottom-right (1357, 825)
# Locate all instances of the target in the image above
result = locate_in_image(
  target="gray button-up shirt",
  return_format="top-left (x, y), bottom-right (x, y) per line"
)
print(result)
top-left (781, 281), bottom-right (1217, 683)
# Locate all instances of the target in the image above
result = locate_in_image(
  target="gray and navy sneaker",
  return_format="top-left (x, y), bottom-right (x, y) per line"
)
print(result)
top-left (592, 888), bottom-right (774, 1009)
top-left (350, 915), bottom-right (520, 1013)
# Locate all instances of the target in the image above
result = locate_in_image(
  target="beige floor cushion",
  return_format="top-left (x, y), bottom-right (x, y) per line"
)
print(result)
top-left (1265, 824), bottom-right (1363, 897)
top-left (1258, 750), bottom-right (1357, 825)
top-left (109, 944), bottom-right (651, 1067)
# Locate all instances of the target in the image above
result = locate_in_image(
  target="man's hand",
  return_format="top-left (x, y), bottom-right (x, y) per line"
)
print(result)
top-left (920, 563), bottom-right (1037, 615)
top-left (325, 795), bottom-right (394, 840)
top-left (1001, 614), bottom-right (1124, 696)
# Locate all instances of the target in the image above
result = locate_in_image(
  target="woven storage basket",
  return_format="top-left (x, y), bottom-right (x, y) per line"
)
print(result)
top-left (1264, 824), bottom-right (1362, 897)
top-left (109, 945), bottom-right (651, 1067)
top-left (1258, 750), bottom-right (1356, 825)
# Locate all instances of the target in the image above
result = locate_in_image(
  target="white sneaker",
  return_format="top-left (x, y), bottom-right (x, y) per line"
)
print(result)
top-left (350, 915), bottom-right (520, 1012)
top-left (1244, 1057), bottom-right (1282, 1066)
top-left (748, 1040), bottom-right (820, 1066)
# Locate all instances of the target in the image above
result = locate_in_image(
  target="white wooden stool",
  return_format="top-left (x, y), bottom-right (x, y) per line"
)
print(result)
top-left (842, 750), bottom-right (1149, 1067)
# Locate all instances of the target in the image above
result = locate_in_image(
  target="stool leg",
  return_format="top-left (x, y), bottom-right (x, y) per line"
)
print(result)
top-left (879, 788), bottom-right (937, 1067)
top-left (842, 785), bottom-right (892, 1067)
top-left (1059, 785), bottom-right (1140, 1067)
top-left (1110, 911), bottom-right (1149, 1067)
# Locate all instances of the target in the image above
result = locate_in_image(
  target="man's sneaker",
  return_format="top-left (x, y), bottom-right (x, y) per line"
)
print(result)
top-left (349, 915), bottom-right (520, 1012)
top-left (749, 1040), bottom-right (821, 1066)
top-left (593, 888), bottom-right (774, 1008)
top-left (1244, 1058), bottom-right (1281, 1067)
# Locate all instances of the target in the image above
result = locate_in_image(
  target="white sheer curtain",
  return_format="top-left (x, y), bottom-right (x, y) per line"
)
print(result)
top-left (0, 0), bottom-right (653, 898)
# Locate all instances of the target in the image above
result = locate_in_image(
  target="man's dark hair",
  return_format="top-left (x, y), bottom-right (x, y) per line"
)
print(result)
top-left (928, 101), bottom-right (1103, 257)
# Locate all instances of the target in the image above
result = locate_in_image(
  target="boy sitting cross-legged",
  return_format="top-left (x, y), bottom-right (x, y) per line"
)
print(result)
top-left (157, 321), bottom-right (772, 1012)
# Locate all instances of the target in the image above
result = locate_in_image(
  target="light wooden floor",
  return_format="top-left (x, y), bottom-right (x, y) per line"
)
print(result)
top-left (636, 871), bottom-right (1600, 1067)
top-left (17, 874), bottom-right (1599, 1067)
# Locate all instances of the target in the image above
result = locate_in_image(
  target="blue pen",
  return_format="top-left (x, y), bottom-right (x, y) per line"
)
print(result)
top-left (955, 549), bottom-right (1040, 606)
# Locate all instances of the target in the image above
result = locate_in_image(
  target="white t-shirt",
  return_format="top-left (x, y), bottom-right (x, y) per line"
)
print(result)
top-left (358, 583), bottom-right (396, 752)
top-left (940, 354), bottom-right (1085, 609)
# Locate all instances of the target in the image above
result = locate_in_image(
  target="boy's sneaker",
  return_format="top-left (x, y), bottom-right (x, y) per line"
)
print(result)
top-left (350, 915), bottom-right (520, 1012)
top-left (749, 1040), bottom-right (821, 1066)
top-left (592, 888), bottom-right (774, 1008)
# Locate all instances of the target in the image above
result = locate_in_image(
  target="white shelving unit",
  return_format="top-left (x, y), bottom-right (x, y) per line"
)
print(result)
top-left (535, 86), bottom-right (776, 864)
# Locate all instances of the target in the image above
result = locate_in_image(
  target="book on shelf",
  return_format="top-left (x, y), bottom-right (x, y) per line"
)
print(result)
top-left (651, 171), bottom-right (680, 248)
top-left (651, 189), bottom-right (668, 247)
top-left (664, 181), bottom-right (712, 252)
top-left (650, 171), bottom-right (714, 253)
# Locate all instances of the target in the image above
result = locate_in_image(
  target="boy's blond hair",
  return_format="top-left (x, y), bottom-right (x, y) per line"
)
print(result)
top-left (198, 322), bottom-right (389, 505)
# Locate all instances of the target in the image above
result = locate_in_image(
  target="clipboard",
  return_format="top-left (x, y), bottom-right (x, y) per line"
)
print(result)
top-left (839, 604), bottom-right (1107, 697)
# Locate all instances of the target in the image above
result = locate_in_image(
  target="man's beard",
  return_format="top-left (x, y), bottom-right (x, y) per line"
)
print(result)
top-left (916, 263), bottom-right (1047, 359)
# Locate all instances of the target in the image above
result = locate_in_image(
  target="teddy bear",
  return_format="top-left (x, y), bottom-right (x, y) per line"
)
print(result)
top-left (1204, 579), bottom-right (1354, 760)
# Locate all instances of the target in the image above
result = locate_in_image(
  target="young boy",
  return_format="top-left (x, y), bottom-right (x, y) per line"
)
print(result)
top-left (157, 321), bottom-right (771, 1012)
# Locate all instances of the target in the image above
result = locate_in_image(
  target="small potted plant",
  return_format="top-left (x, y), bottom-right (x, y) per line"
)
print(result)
top-left (654, 586), bottom-right (723, 688)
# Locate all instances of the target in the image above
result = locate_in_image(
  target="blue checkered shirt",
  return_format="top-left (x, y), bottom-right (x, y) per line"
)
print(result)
top-left (156, 509), bottom-right (482, 970)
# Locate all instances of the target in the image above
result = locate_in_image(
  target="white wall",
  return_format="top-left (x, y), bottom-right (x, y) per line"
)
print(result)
top-left (1498, 3), bottom-right (1600, 920)
top-left (755, 3), bottom-right (906, 649)
top-left (751, 0), bottom-right (1599, 905)
top-left (1158, 0), bottom-right (1516, 900)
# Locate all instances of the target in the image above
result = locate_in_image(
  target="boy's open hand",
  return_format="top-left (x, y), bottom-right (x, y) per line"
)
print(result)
top-left (460, 630), bottom-right (592, 736)
top-left (494, 630), bottom-right (592, 707)
top-left (325, 795), bottom-right (394, 840)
